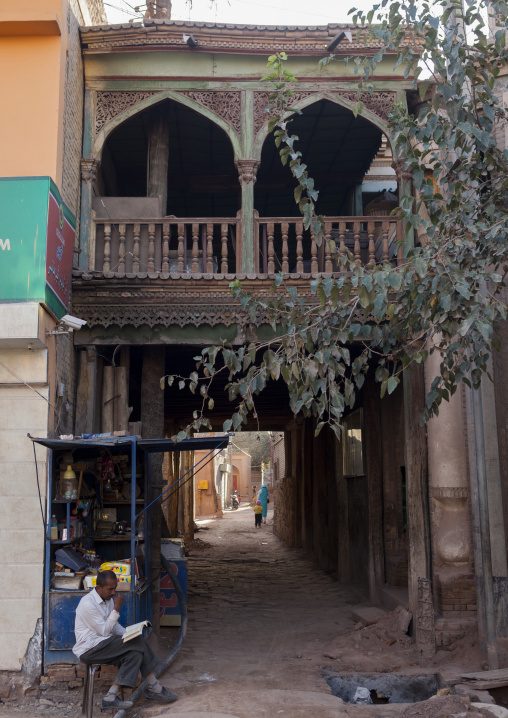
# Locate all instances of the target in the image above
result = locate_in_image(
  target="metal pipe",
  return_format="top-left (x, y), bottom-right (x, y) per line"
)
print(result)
top-left (113, 553), bottom-right (188, 718)
top-left (470, 384), bottom-right (498, 669)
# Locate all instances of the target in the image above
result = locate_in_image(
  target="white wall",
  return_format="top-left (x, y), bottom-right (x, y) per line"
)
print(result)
top-left (0, 307), bottom-right (50, 670)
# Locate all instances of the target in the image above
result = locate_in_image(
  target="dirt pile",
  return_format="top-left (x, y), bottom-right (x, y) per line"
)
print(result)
top-left (399, 694), bottom-right (495, 717)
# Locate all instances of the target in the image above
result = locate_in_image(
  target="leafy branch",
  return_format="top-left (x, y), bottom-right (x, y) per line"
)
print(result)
top-left (163, 0), bottom-right (508, 440)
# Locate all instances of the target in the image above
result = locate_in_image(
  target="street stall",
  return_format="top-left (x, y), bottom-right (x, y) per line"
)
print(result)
top-left (30, 434), bottom-right (230, 667)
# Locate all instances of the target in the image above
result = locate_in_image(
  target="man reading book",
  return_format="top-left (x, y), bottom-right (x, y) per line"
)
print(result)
top-left (73, 570), bottom-right (177, 711)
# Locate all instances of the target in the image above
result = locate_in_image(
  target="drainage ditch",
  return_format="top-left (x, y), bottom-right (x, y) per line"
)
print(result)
top-left (324, 673), bottom-right (439, 704)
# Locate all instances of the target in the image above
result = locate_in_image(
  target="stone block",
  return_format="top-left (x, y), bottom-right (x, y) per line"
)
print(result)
top-left (0, 531), bottom-right (44, 565)
top-left (0, 599), bottom-right (42, 631)
top-left (350, 606), bottom-right (387, 626)
top-left (0, 633), bottom-right (32, 671)
top-left (0, 498), bottom-right (49, 532)
top-left (0, 389), bottom-right (49, 430)
top-left (0, 430), bottom-right (47, 463)
top-left (0, 465), bottom-right (47, 497)
top-left (0, 565), bottom-right (43, 598)
top-left (46, 665), bottom-right (76, 678)
top-left (0, 348), bottom-right (48, 384)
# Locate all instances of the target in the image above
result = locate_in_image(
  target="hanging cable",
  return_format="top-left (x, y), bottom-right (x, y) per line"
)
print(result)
top-left (135, 443), bottom-right (225, 520)
top-left (32, 442), bottom-right (48, 534)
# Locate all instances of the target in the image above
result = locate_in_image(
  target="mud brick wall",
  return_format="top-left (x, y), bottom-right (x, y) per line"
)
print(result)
top-left (434, 573), bottom-right (477, 618)
top-left (273, 473), bottom-right (299, 548)
top-left (434, 617), bottom-right (478, 649)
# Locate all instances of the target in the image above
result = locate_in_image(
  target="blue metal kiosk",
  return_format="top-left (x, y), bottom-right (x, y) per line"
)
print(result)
top-left (30, 434), bottom-right (229, 668)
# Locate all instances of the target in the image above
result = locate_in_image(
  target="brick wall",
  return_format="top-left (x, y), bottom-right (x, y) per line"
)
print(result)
top-left (434, 572), bottom-right (477, 618)
top-left (273, 473), bottom-right (299, 548)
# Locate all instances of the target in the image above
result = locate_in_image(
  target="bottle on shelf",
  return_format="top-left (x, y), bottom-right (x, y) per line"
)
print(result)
top-left (50, 515), bottom-right (58, 541)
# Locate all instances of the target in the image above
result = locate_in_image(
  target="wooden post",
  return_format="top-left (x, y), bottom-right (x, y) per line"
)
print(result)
top-left (140, 346), bottom-right (166, 635)
top-left (364, 377), bottom-right (385, 604)
top-left (403, 365), bottom-right (431, 626)
top-left (236, 160), bottom-right (259, 273)
top-left (75, 348), bottom-right (98, 436)
top-left (102, 366), bottom-right (114, 433)
top-left (184, 450), bottom-right (195, 544)
top-left (147, 104), bottom-right (170, 215)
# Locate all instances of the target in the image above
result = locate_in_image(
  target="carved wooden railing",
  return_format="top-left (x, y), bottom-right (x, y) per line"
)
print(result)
top-left (255, 216), bottom-right (402, 274)
top-left (91, 215), bottom-right (402, 276)
top-left (91, 217), bottom-right (241, 275)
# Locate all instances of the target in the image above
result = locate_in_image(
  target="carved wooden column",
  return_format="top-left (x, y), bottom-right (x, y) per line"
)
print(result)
top-left (236, 159), bottom-right (260, 274)
top-left (147, 104), bottom-right (170, 215)
top-left (392, 158), bottom-right (413, 256)
top-left (425, 346), bottom-right (476, 629)
top-left (79, 158), bottom-right (99, 271)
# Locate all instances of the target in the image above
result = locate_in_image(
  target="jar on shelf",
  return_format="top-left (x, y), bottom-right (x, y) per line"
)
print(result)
top-left (62, 465), bottom-right (78, 500)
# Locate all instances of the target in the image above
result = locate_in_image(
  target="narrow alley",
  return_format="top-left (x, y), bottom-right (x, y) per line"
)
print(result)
top-left (1, 505), bottom-right (499, 718)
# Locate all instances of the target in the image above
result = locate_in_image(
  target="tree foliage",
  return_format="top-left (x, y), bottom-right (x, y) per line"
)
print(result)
top-left (163, 0), bottom-right (508, 441)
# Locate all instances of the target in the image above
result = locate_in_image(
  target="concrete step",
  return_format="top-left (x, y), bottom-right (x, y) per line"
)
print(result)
top-left (350, 606), bottom-right (387, 626)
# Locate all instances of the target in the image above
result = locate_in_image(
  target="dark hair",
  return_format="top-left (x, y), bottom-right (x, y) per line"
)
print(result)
top-left (96, 570), bottom-right (117, 587)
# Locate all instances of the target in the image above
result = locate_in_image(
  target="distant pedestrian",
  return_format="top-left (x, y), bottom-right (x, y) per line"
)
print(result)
top-left (252, 485), bottom-right (257, 502)
top-left (257, 484), bottom-right (270, 524)
top-left (253, 500), bottom-right (263, 528)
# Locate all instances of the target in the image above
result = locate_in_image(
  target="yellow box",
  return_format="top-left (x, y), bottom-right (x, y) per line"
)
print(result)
top-left (198, 480), bottom-right (208, 490)
top-left (100, 561), bottom-right (131, 576)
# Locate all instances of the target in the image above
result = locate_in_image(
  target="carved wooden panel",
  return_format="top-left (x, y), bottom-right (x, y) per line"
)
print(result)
top-left (95, 91), bottom-right (160, 133)
top-left (333, 91), bottom-right (397, 122)
top-left (253, 91), bottom-right (315, 135)
top-left (179, 91), bottom-right (241, 134)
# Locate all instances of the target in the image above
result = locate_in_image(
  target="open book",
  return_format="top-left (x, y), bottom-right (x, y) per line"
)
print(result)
top-left (122, 620), bottom-right (151, 643)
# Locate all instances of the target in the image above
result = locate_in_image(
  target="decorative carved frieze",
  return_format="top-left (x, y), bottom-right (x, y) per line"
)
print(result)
top-left (95, 91), bottom-right (160, 134)
top-left (332, 90), bottom-right (397, 122)
top-left (429, 487), bottom-right (470, 499)
top-left (73, 303), bottom-right (254, 329)
top-left (253, 91), bottom-right (314, 135)
top-left (180, 91), bottom-right (241, 134)
top-left (81, 158), bottom-right (99, 183)
top-left (236, 159), bottom-right (260, 186)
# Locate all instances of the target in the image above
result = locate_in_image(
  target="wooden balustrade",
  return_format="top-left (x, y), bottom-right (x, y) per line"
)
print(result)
top-left (255, 216), bottom-right (402, 273)
top-left (91, 215), bottom-right (401, 277)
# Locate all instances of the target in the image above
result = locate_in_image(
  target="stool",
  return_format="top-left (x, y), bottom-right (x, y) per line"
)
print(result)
top-left (82, 665), bottom-right (125, 717)
top-left (82, 664), bottom-right (100, 718)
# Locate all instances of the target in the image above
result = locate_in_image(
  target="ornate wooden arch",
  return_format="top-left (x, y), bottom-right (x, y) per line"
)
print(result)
top-left (251, 89), bottom-right (396, 160)
top-left (91, 89), bottom-right (243, 160)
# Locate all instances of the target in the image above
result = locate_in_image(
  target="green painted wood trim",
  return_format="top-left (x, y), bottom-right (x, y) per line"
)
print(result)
top-left (241, 90), bottom-right (254, 157)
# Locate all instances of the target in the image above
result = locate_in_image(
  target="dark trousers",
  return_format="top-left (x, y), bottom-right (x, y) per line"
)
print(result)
top-left (80, 635), bottom-right (159, 688)
top-left (255, 513), bottom-right (262, 527)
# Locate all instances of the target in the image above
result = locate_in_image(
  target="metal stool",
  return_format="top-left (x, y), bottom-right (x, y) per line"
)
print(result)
top-left (82, 664), bottom-right (100, 718)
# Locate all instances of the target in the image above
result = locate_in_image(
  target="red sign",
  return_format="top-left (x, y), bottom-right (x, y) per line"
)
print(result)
top-left (45, 190), bottom-right (74, 310)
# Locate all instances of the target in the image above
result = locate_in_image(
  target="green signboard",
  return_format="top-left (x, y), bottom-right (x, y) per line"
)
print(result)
top-left (0, 177), bottom-right (76, 318)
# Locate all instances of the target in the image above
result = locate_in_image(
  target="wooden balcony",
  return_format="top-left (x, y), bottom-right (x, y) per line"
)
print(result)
top-left (90, 214), bottom-right (402, 278)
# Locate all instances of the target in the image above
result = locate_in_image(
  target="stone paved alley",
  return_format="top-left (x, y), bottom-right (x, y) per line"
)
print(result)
top-left (1, 505), bottom-right (500, 718)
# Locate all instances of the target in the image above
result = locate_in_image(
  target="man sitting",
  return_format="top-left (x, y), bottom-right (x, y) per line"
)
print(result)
top-left (73, 570), bottom-right (177, 711)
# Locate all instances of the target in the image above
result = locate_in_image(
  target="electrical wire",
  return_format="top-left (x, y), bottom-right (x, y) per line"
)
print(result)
top-left (32, 441), bottom-right (49, 534)
top-left (135, 443), bottom-right (225, 520)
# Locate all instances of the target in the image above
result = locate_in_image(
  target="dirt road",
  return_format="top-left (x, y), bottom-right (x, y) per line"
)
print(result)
top-left (1, 504), bottom-right (495, 718)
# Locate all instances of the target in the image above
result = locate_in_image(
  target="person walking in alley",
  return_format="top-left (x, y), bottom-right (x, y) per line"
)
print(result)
top-left (73, 570), bottom-right (178, 711)
top-left (253, 499), bottom-right (263, 528)
top-left (257, 484), bottom-right (270, 524)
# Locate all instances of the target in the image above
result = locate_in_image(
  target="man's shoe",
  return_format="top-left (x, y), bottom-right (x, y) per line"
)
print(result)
top-left (101, 696), bottom-right (134, 711)
top-left (145, 687), bottom-right (178, 703)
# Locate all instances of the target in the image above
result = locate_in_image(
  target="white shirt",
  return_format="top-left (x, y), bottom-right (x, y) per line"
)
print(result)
top-left (73, 588), bottom-right (126, 658)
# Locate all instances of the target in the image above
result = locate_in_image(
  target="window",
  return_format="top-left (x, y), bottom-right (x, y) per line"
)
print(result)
top-left (343, 408), bottom-right (365, 477)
